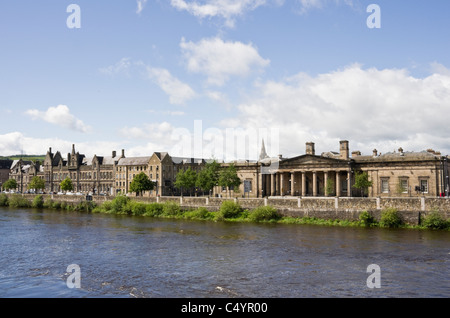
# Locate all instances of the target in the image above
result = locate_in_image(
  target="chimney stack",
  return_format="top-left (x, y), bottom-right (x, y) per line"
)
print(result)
top-left (306, 142), bottom-right (315, 156)
top-left (373, 149), bottom-right (378, 157)
top-left (339, 140), bottom-right (349, 160)
top-left (121, 149), bottom-right (125, 158)
top-left (112, 151), bottom-right (117, 158)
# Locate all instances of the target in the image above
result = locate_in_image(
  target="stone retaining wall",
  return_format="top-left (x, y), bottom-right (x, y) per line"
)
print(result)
top-left (6, 194), bottom-right (450, 225)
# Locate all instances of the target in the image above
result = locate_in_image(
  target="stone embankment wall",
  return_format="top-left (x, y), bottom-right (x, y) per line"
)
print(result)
top-left (13, 194), bottom-right (450, 225)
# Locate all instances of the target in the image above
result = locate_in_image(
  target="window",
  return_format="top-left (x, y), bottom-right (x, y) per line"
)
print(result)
top-left (381, 178), bottom-right (389, 193)
top-left (420, 179), bottom-right (428, 193)
top-left (400, 179), bottom-right (408, 193)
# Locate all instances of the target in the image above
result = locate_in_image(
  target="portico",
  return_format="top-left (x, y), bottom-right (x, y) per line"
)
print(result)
top-left (261, 169), bottom-right (353, 197)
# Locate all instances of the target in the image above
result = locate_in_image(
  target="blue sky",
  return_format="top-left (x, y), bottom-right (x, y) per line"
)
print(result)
top-left (1, 0), bottom-right (450, 160)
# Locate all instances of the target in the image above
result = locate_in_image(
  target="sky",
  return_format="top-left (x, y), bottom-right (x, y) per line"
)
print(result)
top-left (1, 0), bottom-right (450, 161)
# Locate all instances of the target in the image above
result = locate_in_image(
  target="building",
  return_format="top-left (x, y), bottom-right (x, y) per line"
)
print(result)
top-left (0, 160), bottom-right (13, 190)
top-left (41, 145), bottom-right (120, 194)
top-left (245, 140), bottom-right (450, 198)
top-left (8, 140), bottom-right (450, 198)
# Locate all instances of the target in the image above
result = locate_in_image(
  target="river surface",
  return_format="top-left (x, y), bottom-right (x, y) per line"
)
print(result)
top-left (0, 207), bottom-right (448, 298)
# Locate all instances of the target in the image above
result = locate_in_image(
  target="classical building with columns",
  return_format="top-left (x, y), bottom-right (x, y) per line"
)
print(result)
top-left (236, 140), bottom-right (449, 198)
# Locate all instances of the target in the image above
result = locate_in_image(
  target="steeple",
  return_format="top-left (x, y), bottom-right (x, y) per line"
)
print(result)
top-left (259, 139), bottom-right (269, 161)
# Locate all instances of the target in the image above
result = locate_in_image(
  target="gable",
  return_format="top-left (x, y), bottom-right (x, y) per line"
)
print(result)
top-left (280, 154), bottom-right (349, 168)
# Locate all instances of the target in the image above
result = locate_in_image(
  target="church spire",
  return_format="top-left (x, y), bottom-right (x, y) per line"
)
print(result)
top-left (259, 139), bottom-right (269, 161)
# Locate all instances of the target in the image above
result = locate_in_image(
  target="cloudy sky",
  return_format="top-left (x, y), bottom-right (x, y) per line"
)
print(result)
top-left (1, 0), bottom-right (450, 161)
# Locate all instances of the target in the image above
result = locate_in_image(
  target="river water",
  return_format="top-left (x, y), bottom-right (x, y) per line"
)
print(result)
top-left (0, 207), bottom-right (448, 298)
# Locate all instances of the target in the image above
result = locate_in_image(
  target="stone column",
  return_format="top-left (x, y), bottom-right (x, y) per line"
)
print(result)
top-left (324, 171), bottom-right (329, 197)
top-left (276, 173), bottom-right (281, 196)
top-left (336, 171), bottom-right (341, 197)
top-left (291, 172), bottom-right (295, 196)
top-left (280, 173), bottom-right (284, 196)
top-left (270, 173), bottom-right (277, 195)
top-left (347, 171), bottom-right (352, 197)
top-left (313, 171), bottom-right (317, 197)
top-left (302, 172), bottom-right (306, 197)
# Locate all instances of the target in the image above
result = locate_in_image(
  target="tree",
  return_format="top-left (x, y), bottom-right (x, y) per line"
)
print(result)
top-left (28, 176), bottom-right (45, 193)
top-left (196, 160), bottom-right (220, 195)
top-left (325, 178), bottom-right (335, 196)
top-left (174, 167), bottom-right (197, 196)
top-left (129, 172), bottom-right (154, 196)
top-left (60, 177), bottom-right (73, 193)
top-left (218, 164), bottom-right (242, 198)
top-left (3, 179), bottom-right (17, 191)
top-left (353, 171), bottom-right (373, 197)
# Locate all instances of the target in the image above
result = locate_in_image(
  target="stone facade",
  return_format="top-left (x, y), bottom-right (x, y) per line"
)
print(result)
top-left (6, 140), bottom-right (450, 199)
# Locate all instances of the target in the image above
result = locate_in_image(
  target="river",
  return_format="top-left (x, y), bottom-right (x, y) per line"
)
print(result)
top-left (0, 207), bottom-right (448, 298)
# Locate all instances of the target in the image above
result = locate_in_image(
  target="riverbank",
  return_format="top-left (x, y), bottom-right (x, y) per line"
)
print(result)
top-left (1, 193), bottom-right (449, 230)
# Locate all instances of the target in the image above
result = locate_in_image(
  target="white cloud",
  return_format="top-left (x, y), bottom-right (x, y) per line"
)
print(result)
top-left (146, 67), bottom-right (197, 105)
top-left (25, 105), bottom-right (91, 133)
top-left (225, 64), bottom-right (450, 158)
top-left (136, 0), bottom-right (148, 14)
top-left (170, 0), bottom-right (269, 28)
top-left (99, 58), bottom-right (132, 76)
top-left (180, 37), bottom-right (270, 86)
top-left (0, 132), bottom-right (119, 157)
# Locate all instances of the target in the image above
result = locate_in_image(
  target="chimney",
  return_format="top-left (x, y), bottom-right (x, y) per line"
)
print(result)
top-left (398, 147), bottom-right (403, 153)
top-left (373, 149), bottom-right (378, 157)
top-left (121, 149), bottom-right (125, 158)
top-left (112, 151), bottom-right (117, 158)
top-left (306, 142), bottom-right (315, 155)
top-left (49, 147), bottom-right (52, 154)
top-left (339, 140), bottom-right (349, 160)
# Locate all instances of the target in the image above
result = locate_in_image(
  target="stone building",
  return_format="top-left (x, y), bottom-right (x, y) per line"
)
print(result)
top-left (8, 159), bottom-right (42, 193)
top-left (248, 140), bottom-right (450, 198)
top-left (0, 160), bottom-right (13, 190)
top-left (8, 140), bottom-right (449, 198)
top-left (41, 145), bottom-right (120, 194)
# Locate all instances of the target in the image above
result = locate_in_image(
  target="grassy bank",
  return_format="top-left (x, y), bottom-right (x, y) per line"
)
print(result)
top-left (1, 193), bottom-right (449, 230)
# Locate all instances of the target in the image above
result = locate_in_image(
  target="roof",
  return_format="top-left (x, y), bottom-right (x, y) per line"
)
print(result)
top-left (353, 150), bottom-right (442, 163)
top-left (117, 157), bottom-right (151, 166)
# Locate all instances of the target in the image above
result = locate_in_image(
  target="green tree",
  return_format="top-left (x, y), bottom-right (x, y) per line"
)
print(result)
top-left (174, 167), bottom-right (197, 196)
top-left (60, 177), bottom-right (74, 193)
top-left (196, 160), bottom-right (220, 195)
top-left (129, 172), bottom-right (154, 196)
top-left (2, 179), bottom-right (17, 191)
top-left (325, 178), bottom-right (335, 196)
top-left (28, 176), bottom-right (45, 193)
top-left (218, 164), bottom-right (242, 198)
top-left (352, 171), bottom-right (373, 197)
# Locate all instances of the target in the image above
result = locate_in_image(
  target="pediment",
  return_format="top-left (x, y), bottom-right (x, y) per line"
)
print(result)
top-left (280, 154), bottom-right (348, 168)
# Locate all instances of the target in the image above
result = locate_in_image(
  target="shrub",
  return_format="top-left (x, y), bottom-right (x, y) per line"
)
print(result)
top-left (0, 193), bottom-right (8, 206)
top-left (185, 207), bottom-right (214, 220)
top-left (130, 202), bottom-right (147, 216)
top-left (144, 203), bottom-right (164, 217)
top-left (218, 201), bottom-right (243, 219)
top-left (43, 198), bottom-right (54, 209)
top-left (162, 201), bottom-right (182, 217)
top-left (111, 195), bottom-right (130, 213)
top-left (8, 195), bottom-right (30, 208)
top-left (52, 201), bottom-right (62, 210)
top-left (359, 210), bottom-right (376, 227)
top-left (75, 201), bottom-right (96, 212)
top-left (31, 195), bottom-right (44, 209)
top-left (380, 208), bottom-right (402, 228)
top-left (249, 206), bottom-right (282, 222)
top-left (422, 210), bottom-right (449, 230)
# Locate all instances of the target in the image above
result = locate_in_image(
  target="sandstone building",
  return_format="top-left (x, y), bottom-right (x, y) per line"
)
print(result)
top-left (6, 140), bottom-right (450, 198)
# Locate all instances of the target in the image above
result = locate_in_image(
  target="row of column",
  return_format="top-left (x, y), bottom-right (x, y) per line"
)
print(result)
top-left (262, 170), bottom-right (352, 197)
